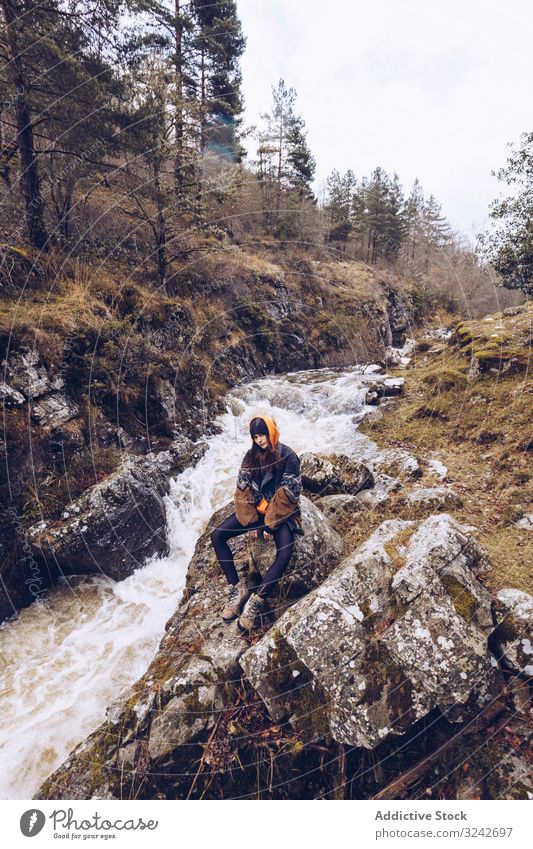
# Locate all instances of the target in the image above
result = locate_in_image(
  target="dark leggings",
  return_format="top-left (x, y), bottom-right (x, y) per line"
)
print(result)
top-left (210, 512), bottom-right (295, 598)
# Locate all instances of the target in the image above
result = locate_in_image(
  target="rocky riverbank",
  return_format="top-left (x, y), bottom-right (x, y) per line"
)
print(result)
top-left (33, 318), bottom-right (533, 800)
top-left (1, 247), bottom-right (427, 624)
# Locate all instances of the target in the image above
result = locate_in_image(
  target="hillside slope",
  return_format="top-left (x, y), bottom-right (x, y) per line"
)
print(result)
top-left (357, 302), bottom-right (532, 595)
top-left (1, 244), bottom-right (431, 622)
top-left (32, 309), bottom-right (532, 802)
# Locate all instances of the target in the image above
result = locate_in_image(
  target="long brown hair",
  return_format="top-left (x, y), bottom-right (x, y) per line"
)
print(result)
top-left (243, 435), bottom-right (281, 478)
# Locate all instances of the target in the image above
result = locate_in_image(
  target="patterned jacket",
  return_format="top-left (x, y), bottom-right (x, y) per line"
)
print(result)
top-left (234, 438), bottom-right (304, 536)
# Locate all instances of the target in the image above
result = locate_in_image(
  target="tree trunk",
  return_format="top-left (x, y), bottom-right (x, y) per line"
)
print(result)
top-left (194, 44), bottom-right (206, 222)
top-left (173, 0), bottom-right (184, 199)
top-left (0, 101), bottom-right (12, 187)
top-left (153, 155), bottom-right (167, 287)
top-left (1, 0), bottom-right (49, 250)
top-left (59, 191), bottom-right (72, 245)
top-left (156, 217), bottom-right (166, 288)
top-left (200, 45), bottom-right (206, 154)
top-left (276, 114), bottom-right (284, 222)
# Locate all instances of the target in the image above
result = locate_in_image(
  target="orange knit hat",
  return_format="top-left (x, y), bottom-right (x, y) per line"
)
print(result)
top-left (249, 415), bottom-right (280, 448)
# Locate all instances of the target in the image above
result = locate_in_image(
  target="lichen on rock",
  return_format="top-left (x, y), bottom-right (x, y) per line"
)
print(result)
top-left (33, 495), bottom-right (343, 800)
top-left (241, 514), bottom-right (503, 750)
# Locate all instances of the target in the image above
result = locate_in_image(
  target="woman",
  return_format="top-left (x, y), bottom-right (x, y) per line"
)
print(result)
top-left (210, 414), bottom-right (303, 634)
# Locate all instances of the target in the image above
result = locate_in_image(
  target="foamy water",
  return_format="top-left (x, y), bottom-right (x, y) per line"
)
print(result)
top-left (0, 362), bottom-right (383, 799)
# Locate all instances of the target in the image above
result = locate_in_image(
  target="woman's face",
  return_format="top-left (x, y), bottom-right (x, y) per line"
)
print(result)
top-left (253, 433), bottom-right (268, 449)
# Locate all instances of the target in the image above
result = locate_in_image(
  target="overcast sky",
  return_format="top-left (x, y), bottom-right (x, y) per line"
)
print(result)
top-left (238, 0), bottom-right (532, 240)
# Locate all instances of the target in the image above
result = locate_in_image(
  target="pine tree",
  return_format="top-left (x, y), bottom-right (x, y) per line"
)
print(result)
top-left (285, 115), bottom-right (316, 201)
top-left (192, 0), bottom-right (245, 160)
top-left (421, 194), bottom-right (452, 269)
top-left (365, 167), bottom-right (391, 264)
top-left (481, 131), bottom-right (533, 295)
top-left (171, 0), bottom-right (196, 202)
top-left (121, 54), bottom-right (175, 287)
top-left (404, 178), bottom-right (425, 260)
top-left (356, 168), bottom-right (408, 264)
top-left (351, 176), bottom-right (368, 256)
top-left (1, 0), bottom-right (49, 248)
top-left (423, 194), bottom-right (452, 246)
top-left (325, 169), bottom-right (356, 249)
top-left (189, 0), bottom-right (245, 220)
top-left (383, 172), bottom-right (406, 260)
top-left (258, 79), bottom-right (296, 221)
top-left (123, 0), bottom-right (245, 222)
top-left (0, 0), bottom-right (126, 248)
top-left (415, 195), bottom-right (451, 273)
top-left (256, 79), bottom-right (316, 231)
top-left (125, 1), bottom-right (197, 205)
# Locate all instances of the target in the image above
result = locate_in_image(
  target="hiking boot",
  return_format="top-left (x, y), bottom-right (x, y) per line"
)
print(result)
top-left (237, 593), bottom-right (266, 633)
top-left (221, 579), bottom-right (250, 622)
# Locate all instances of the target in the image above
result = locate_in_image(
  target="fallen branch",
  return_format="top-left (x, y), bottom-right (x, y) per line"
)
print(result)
top-left (186, 714), bottom-right (224, 800)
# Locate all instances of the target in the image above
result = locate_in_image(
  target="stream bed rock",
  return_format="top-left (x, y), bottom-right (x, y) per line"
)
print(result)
top-left (34, 502), bottom-right (524, 801)
top-left (27, 438), bottom-right (207, 582)
top-left (404, 486), bottom-right (463, 511)
top-left (240, 514), bottom-right (503, 749)
top-left (300, 452), bottom-right (374, 496)
top-left (314, 494), bottom-right (364, 528)
top-left (491, 588), bottom-right (533, 677)
top-left (34, 496), bottom-right (343, 800)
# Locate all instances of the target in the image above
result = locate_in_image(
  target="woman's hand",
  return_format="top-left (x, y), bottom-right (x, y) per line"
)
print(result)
top-left (249, 529), bottom-right (260, 539)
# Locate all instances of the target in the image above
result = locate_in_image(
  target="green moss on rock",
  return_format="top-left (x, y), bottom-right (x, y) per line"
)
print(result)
top-left (441, 573), bottom-right (478, 622)
top-left (266, 629), bottom-right (330, 741)
top-left (422, 368), bottom-right (468, 391)
top-left (492, 614), bottom-right (521, 644)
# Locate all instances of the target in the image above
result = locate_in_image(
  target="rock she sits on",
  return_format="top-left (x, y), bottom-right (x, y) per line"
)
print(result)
top-left (240, 514), bottom-right (502, 749)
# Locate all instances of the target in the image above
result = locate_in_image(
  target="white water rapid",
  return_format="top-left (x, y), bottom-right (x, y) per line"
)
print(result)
top-left (0, 362), bottom-right (383, 799)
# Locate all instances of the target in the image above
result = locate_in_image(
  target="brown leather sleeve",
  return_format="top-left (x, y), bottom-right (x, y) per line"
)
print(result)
top-left (234, 485), bottom-right (260, 526)
top-left (264, 486), bottom-right (299, 531)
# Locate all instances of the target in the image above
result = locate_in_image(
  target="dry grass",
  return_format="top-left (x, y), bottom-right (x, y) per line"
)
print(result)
top-left (356, 302), bottom-right (533, 595)
top-left (0, 264), bottom-right (114, 341)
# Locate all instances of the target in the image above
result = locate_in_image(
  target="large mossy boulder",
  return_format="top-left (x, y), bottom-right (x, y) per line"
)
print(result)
top-left (315, 494), bottom-right (364, 528)
top-left (4, 346), bottom-right (62, 400)
top-left (240, 514), bottom-right (503, 750)
top-left (28, 439), bottom-right (206, 582)
top-left (34, 496), bottom-right (343, 800)
top-left (300, 451), bottom-right (374, 496)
